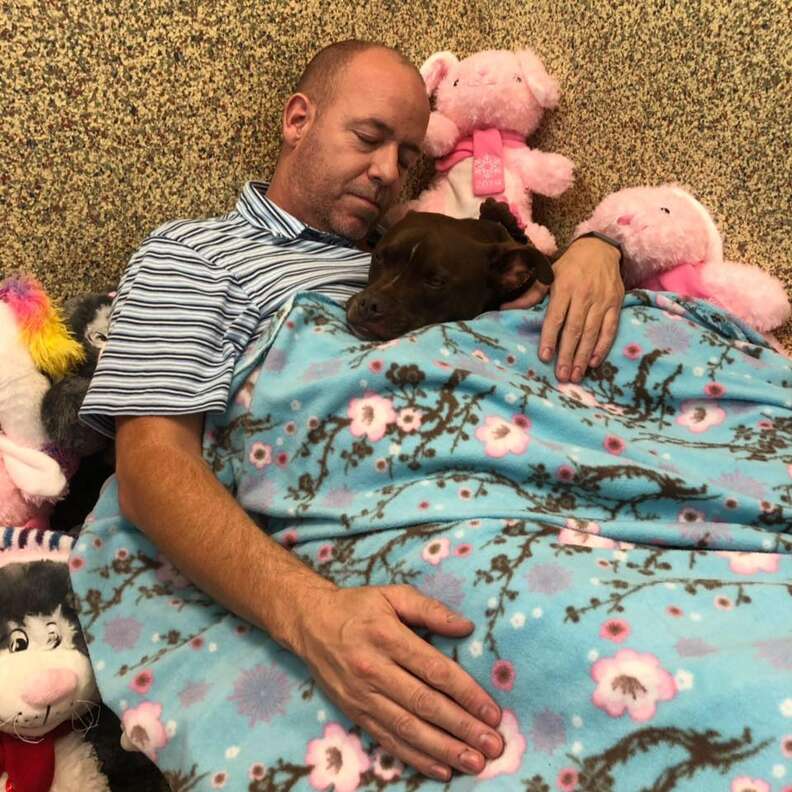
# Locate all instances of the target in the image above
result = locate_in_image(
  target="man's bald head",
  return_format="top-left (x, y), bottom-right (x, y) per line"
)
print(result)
top-left (295, 40), bottom-right (421, 112)
top-left (266, 40), bottom-right (429, 240)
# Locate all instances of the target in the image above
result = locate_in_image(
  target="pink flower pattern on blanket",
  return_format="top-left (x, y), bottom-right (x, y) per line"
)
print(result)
top-left (121, 701), bottom-right (169, 762)
top-left (305, 724), bottom-right (371, 792)
top-left (591, 649), bottom-right (677, 722)
top-left (348, 393), bottom-right (396, 442)
top-left (475, 414), bottom-right (531, 457)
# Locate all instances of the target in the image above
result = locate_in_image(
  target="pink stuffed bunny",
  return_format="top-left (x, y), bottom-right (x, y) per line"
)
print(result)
top-left (411, 48), bottom-right (574, 255)
top-left (573, 184), bottom-right (791, 336)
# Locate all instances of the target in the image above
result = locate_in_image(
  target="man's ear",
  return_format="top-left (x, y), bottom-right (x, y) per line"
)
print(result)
top-left (281, 93), bottom-right (316, 148)
top-left (491, 243), bottom-right (554, 297)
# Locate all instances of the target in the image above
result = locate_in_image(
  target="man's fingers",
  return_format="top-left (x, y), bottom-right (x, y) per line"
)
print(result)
top-left (570, 309), bottom-right (605, 382)
top-left (550, 295), bottom-right (589, 379)
top-left (533, 235), bottom-right (625, 373)
top-left (351, 586), bottom-right (505, 778)
top-left (356, 709), bottom-right (454, 782)
top-left (388, 635), bottom-right (504, 755)
top-left (500, 281), bottom-right (549, 310)
top-left (538, 290), bottom-right (570, 363)
top-left (383, 583), bottom-right (475, 637)
top-left (382, 585), bottom-right (502, 727)
top-left (357, 660), bottom-right (502, 777)
top-left (589, 306), bottom-right (621, 367)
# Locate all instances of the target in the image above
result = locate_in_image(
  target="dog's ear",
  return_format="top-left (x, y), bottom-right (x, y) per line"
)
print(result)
top-left (490, 243), bottom-right (554, 298)
top-left (479, 198), bottom-right (528, 244)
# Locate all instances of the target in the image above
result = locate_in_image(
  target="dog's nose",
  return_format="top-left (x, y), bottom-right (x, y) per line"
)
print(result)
top-left (357, 293), bottom-right (383, 320)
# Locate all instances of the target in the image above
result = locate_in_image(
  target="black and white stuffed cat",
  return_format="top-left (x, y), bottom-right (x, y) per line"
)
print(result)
top-left (0, 528), bottom-right (109, 791)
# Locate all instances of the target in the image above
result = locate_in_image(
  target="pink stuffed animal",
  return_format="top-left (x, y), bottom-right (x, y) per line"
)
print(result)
top-left (411, 48), bottom-right (574, 255)
top-left (573, 184), bottom-right (791, 335)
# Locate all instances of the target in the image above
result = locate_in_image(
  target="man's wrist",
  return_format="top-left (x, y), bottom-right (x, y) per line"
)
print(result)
top-left (572, 231), bottom-right (623, 267)
top-left (261, 559), bottom-right (340, 655)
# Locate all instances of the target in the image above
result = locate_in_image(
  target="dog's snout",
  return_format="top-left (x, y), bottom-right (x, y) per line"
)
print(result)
top-left (357, 293), bottom-right (384, 320)
top-left (347, 289), bottom-right (397, 340)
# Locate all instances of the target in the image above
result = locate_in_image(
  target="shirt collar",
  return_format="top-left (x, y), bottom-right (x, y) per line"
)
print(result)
top-left (237, 181), bottom-right (359, 250)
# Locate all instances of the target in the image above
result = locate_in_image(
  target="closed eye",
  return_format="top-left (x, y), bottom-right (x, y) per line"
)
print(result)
top-left (355, 131), bottom-right (379, 147)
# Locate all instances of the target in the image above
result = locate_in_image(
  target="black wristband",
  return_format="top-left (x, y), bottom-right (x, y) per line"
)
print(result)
top-left (574, 230), bottom-right (624, 267)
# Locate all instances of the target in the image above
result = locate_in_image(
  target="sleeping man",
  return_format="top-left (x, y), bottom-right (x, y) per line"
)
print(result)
top-left (78, 40), bottom-right (625, 782)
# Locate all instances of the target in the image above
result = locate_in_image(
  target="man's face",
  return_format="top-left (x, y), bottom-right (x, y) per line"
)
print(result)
top-left (291, 51), bottom-right (430, 239)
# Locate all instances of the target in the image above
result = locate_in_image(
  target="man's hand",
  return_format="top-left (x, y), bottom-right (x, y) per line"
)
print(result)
top-left (295, 584), bottom-right (505, 781)
top-left (501, 236), bottom-right (625, 382)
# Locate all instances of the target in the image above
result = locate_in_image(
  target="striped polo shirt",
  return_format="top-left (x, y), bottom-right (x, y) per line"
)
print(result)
top-left (80, 181), bottom-right (371, 438)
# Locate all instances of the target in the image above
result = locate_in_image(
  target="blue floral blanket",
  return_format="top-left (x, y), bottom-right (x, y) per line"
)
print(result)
top-left (70, 291), bottom-right (792, 792)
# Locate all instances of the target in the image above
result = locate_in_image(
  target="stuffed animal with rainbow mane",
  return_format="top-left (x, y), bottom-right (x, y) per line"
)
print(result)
top-left (0, 275), bottom-right (86, 529)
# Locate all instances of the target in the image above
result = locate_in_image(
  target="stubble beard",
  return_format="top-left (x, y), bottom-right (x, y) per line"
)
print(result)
top-left (295, 140), bottom-right (376, 241)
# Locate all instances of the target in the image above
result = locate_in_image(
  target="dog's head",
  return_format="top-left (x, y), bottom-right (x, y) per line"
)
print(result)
top-left (346, 199), bottom-right (553, 340)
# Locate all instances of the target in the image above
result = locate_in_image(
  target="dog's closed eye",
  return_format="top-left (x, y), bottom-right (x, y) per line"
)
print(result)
top-left (424, 272), bottom-right (447, 288)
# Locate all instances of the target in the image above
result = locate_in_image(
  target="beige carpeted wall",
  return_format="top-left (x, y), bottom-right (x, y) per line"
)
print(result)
top-left (2, 0), bottom-right (790, 344)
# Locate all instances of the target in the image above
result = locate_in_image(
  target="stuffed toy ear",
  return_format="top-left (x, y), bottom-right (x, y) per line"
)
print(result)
top-left (0, 434), bottom-right (67, 498)
top-left (665, 184), bottom-right (725, 266)
top-left (419, 50), bottom-right (459, 98)
top-left (515, 48), bottom-right (560, 109)
top-left (491, 243), bottom-right (554, 298)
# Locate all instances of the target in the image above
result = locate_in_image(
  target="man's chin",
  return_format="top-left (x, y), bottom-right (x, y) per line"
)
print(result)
top-left (331, 212), bottom-right (377, 241)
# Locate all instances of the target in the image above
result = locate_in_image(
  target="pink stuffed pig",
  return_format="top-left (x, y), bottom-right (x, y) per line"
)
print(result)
top-left (411, 48), bottom-right (574, 255)
top-left (573, 184), bottom-right (790, 335)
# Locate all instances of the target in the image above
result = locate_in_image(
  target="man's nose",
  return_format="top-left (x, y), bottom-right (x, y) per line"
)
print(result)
top-left (369, 143), bottom-right (400, 186)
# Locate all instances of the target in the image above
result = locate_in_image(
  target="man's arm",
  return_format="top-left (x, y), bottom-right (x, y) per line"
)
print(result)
top-left (116, 414), bottom-right (333, 647)
top-left (501, 236), bottom-right (624, 382)
top-left (116, 414), bottom-right (506, 780)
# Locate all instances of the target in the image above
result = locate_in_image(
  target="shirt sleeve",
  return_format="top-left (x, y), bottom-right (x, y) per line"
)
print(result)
top-left (79, 233), bottom-right (260, 438)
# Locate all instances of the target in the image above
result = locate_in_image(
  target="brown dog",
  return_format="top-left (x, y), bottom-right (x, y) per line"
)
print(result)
top-left (346, 199), bottom-right (554, 341)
